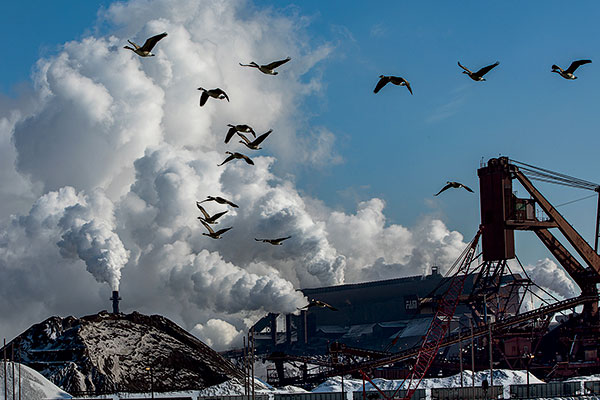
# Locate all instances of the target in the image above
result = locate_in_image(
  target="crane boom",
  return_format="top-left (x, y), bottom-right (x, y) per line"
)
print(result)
top-left (401, 230), bottom-right (481, 400)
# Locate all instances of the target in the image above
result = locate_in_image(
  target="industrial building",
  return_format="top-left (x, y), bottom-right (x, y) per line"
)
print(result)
top-left (249, 157), bottom-right (600, 389)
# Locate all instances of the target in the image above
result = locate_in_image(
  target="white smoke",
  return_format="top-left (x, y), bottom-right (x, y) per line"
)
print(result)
top-left (0, 0), bottom-right (474, 349)
top-left (192, 319), bottom-right (243, 351)
top-left (525, 258), bottom-right (579, 299)
top-left (56, 189), bottom-right (129, 290)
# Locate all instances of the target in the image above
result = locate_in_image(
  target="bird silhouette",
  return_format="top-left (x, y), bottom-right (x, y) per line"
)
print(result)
top-left (225, 124), bottom-right (256, 143)
top-left (239, 57), bottom-right (291, 75)
top-left (435, 181), bottom-right (474, 196)
top-left (198, 196), bottom-right (239, 208)
top-left (238, 130), bottom-right (272, 150)
top-left (374, 75), bottom-right (412, 94)
top-left (200, 220), bottom-right (232, 239)
top-left (255, 236), bottom-right (292, 245)
top-left (196, 202), bottom-right (228, 224)
top-left (123, 32), bottom-right (167, 57)
top-left (458, 61), bottom-right (499, 81)
top-left (298, 299), bottom-right (338, 311)
top-left (197, 87), bottom-right (229, 106)
top-left (552, 60), bottom-right (592, 80)
top-left (218, 152), bottom-right (254, 166)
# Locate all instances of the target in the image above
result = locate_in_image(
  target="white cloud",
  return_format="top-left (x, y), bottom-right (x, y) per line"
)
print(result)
top-left (0, 0), bottom-right (472, 348)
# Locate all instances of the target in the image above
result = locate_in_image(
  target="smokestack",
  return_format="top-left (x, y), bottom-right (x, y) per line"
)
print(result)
top-left (110, 291), bottom-right (121, 314)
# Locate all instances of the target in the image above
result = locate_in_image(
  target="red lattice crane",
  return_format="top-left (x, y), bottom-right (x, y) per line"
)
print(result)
top-left (400, 230), bottom-right (481, 400)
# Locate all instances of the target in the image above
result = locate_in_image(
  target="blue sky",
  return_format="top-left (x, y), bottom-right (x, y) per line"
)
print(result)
top-left (0, 0), bottom-right (599, 343)
top-left (2, 1), bottom-right (600, 263)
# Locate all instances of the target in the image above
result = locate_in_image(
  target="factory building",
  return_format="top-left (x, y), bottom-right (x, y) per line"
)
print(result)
top-left (252, 266), bottom-right (521, 356)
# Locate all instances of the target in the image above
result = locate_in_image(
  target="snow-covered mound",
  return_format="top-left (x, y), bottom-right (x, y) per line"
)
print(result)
top-left (0, 361), bottom-right (71, 400)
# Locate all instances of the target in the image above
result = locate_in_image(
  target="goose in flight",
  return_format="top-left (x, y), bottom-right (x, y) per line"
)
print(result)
top-left (255, 236), bottom-right (291, 245)
top-left (239, 57), bottom-right (291, 75)
top-left (458, 61), bottom-right (499, 81)
top-left (225, 124), bottom-right (256, 143)
top-left (123, 32), bottom-right (168, 57)
top-left (197, 87), bottom-right (229, 106)
top-left (196, 202), bottom-right (228, 224)
top-left (218, 151), bottom-right (254, 166)
top-left (552, 60), bottom-right (592, 80)
top-left (374, 75), bottom-right (413, 95)
top-left (200, 219), bottom-right (232, 239)
top-left (435, 181), bottom-right (474, 196)
top-left (238, 129), bottom-right (272, 150)
top-left (298, 299), bottom-right (338, 311)
top-left (198, 196), bottom-right (239, 208)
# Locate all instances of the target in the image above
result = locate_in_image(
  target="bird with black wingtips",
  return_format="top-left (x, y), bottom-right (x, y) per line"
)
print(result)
top-left (374, 75), bottom-right (413, 95)
top-left (458, 61), bottom-right (499, 81)
top-left (123, 32), bottom-right (168, 57)
top-left (199, 196), bottom-right (239, 208)
top-left (218, 151), bottom-right (254, 166)
top-left (552, 60), bottom-right (592, 80)
top-left (197, 87), bottom-right (229, 106)
top-left (255, 236), bottom-right (291, 245)
top-left (196, 202), bottom-right (228, 224)
top-left (239, 57), bottom-right (291, 75)
top-left (434, 181), bottom-right (474, 196)
top-left (297, 299), bottom-right (338, 311)
top-left (238, 129), bottom-right (272, 150)
top-left (200, 219), bottom-right (232, 239)
top-left (225, 124), bottom-right (256, 143)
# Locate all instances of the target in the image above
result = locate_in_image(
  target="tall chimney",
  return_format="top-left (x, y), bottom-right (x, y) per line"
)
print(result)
top-left (110, 291), bottom-right (121, 314)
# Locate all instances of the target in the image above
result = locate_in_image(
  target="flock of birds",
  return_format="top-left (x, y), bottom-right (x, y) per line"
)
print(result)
top-left (122, 32), bottom-right (593, 310)
top-left (124, 32), bottom-right (293, 244)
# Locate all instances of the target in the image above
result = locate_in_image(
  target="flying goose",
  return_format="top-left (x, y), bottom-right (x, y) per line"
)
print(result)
top-left (435, 181), bottom-right (474, 196)
top-left (552, 60), bottom-right (592, 80)
top-left (218, 151), bottom-right (254, 166)
top-left (458, 61), bottom-right (499, 81)
top-left (297, 299), bottom-right (338, 311)
top-left (123, 32), bottom-right (168, 57)
top-left (197, 87), bottom-right (229, 107)
top-left (374, 75), bottom-right (413, 94)
top-left (238, 129), bottom-right (272, 150)
top-left (225, 124), bottom-right (256, 143)
top-left (255, 236), bottom-right (292, 245)
top-left (196, 202), bottom-right (228, 224)
top-left (198, 196), bottom-right (239, 208)
top-left (239, 57), bottom-right (291, 75)
top-left (200, 219), bottom-right (232, 239)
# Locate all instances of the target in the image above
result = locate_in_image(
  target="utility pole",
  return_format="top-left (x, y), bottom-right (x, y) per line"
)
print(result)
top-left (251, 327), bottom-right (255, 400)
top-left (17, 341), bottom-right (21, 400)
top-left (458, 328), bottom-right (464, 388)
top-left (488, 321), bottom-right (494, 390)
top-left (11, 342), bottom-right (15, 400)
top-left (4, 338), bottom-right (7, 400)
top-left (470, 320), bottom-right (475, 400)
top-left (243, 336), bottom-right (247, 400)
top-left (144, 367), bottom-right (154, 400)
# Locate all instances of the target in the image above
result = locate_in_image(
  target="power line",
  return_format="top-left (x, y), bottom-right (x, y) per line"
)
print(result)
top-left (511, 159), bottom-right (599, 191)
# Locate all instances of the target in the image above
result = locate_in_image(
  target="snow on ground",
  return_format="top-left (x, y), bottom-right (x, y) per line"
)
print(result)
top-left (313, 369), bottom-right (546, 399)
top-left (0, 361), bottom-right (71, 400)
top-left (313, 369), bottom-right (544, 392)
top-left (5, 365), bottom-right (600, 399)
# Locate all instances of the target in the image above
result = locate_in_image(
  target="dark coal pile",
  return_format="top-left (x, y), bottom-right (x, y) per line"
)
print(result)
top-left (3, 311), bottom-right (244, 394)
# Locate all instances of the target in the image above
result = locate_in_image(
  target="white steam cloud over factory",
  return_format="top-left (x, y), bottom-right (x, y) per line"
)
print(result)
top-left (0, 0), bottom-right (572, 350)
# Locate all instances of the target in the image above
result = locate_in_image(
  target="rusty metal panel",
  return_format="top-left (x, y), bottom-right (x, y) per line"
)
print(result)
top-left (478, 157), bottom-right (515, 261)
